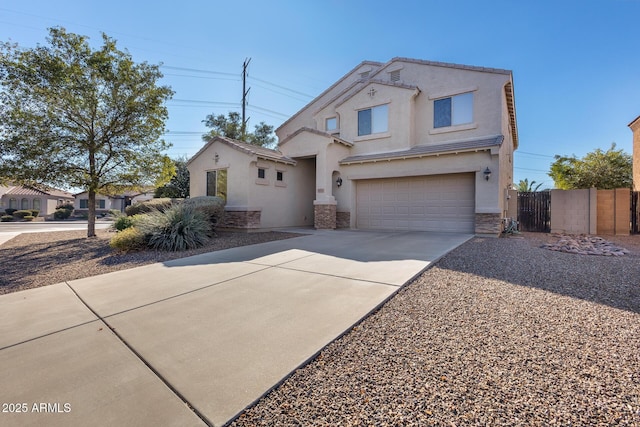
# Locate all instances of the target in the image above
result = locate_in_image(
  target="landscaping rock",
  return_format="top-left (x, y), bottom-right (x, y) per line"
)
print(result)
top-left (540, 234), bottom-right (630, 256)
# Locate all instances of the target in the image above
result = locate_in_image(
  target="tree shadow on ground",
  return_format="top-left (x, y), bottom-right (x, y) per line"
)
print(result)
top-left (435, 236), bottom-right (640, 315)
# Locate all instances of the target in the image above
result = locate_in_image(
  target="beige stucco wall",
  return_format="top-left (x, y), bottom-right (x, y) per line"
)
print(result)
top-left (332, 84), bottom-right (418, 155)
top-left (277, 62), bottom-right (383, 141)
top-left (73, 193), bottom-right (118, 211)
top-left (188, 140), bottom-right (316, 229)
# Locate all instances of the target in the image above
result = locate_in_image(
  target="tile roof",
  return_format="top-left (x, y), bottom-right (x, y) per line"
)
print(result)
top-left (5, 185), bottom-right (73, 198)
top-left (188, 136), bottom-right (297, 166)
top-left (278, 127), bottom-right (353, 147)
top-left (340, 135), bottom-right (504, 164)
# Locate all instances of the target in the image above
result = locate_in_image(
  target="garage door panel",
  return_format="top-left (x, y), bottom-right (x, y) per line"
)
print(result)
top-left (356, 173), bottom-right (475, 232)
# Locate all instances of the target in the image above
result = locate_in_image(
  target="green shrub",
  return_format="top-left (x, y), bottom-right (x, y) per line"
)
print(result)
top-left (182, 196), bottom-right (225, 228)
top-left (1, 215), bottom-right (13, 222)
top-left (125, 198), bottom-right (174, 216)
top-left (22, 215), bottom-right (34, 221)
top-left (53, 208), bottom-right (72, 220)
top-left (112, 214), bottom-right (146, 231)
top-left (58, 202), bottom-right (74, 211)
top-left (4, 208), bottom-right (17, 216)
top-left (30, 210), bottom-right (39, 217)
top-left (12, 210), bottom-right (33, 219)
top-left (108, 209), bottom-right (123, 217)
top-left (109, 227), bottom-right (147, 252)
top-left (137, 204), bottom-right (211, 251)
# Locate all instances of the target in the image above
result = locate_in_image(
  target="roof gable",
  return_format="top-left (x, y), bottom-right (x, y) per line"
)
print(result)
top-left (188, 136), bottom-right (296, 166)
top-left (279, 127), bottom-right (353, 147)
top-left (275, 60), bottom-right (384, 134)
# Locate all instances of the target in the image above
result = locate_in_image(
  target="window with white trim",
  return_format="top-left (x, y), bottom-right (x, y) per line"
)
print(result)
top-left (358, 104), bottom-right (388, 136)
top-left (434, 92), bottom-right (473, 128)
top-left (258, 168), bottom-right (266, 179)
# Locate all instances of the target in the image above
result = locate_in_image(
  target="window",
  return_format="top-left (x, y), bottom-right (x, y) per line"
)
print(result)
top-left (276, 171), bottom-right (283, 181)
top-left (9, 198), bottom-right (17, 209)
top-left (434, 92), bottom-right (473, 128)
top-left (358, 104), bottom-right (388, 136)
top-left (33, 199), bottom-right (41, 211)
top-left (258, 168), bottom-right (266, 179)
top-left (80, 199), bottom-right (105, 209)
top-left (206, 169), bottom-right (227, 201)
top-left (21, 198), bottom-right (29, 210)
top-left (326, 117), bottom-right (337, 132)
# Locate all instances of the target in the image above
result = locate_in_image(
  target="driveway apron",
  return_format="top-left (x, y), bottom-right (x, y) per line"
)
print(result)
top-left (0, 230), bottom-right (471, 427)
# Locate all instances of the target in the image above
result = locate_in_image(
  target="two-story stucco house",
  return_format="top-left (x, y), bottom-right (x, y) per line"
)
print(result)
top-left (188, 57), bottom-right (518, 234)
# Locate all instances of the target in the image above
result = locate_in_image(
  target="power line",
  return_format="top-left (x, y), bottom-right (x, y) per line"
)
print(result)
top-left (516, 151), bottom-right (555, 158)
top-left (160, 65), bottom-right (237, 77)
top-left (515, 167), bottom-right (549, 173)
top-left (248, 76), bottom-right (315, 98)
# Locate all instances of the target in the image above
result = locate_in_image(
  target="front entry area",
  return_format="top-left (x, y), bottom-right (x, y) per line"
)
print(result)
top-left (356, 173), bottom-right (475, 232)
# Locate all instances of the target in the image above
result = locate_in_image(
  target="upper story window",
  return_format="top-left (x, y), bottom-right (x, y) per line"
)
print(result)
top-left (358, 104), bottom-right (388, 136)
top-left (276, 171), bottom-right (283, 181)
top-left (258, 168), bottom-right (266, 179)
top-left (434, 92), bottom-right (473, 128)
top-left (326, 117), bottom-right (337, 132)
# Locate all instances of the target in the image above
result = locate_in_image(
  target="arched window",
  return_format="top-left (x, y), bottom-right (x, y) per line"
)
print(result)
top-left (9, 198), bottom-right (17, 209)
top-left (33, 199), bottom-right (41, 212)
top-left (21, 198), bottom-right (29, 210)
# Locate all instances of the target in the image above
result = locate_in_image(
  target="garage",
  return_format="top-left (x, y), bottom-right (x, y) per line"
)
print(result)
top-left (356, 173), bottom-right (475, 232)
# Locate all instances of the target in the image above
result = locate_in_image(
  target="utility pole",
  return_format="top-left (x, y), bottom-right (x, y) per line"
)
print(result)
top-left (241, 58), bottom-right (251, 140)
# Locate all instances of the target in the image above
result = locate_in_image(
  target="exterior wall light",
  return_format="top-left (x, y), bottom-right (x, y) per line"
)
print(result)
top-left (483, 167), bottom-right (491, 181)
top-left (336, 177), bottom-right (343, 187)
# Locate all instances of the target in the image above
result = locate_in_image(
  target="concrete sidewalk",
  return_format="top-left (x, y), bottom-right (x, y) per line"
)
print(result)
top-left (0, 230), bottom-right (471, 427)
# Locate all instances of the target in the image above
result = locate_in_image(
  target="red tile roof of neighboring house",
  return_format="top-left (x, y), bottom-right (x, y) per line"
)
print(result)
top-left (5, 185), bottom-right (73, 198)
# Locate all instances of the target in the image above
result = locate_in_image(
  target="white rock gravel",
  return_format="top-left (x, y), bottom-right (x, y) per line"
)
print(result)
top-left (230, 235), bottom-right (640, 426)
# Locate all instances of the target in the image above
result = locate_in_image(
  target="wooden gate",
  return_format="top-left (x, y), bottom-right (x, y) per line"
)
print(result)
top-left (517, 191), bottom-right (551, 232)
top-left (632, 191), bottom-right (640, 234)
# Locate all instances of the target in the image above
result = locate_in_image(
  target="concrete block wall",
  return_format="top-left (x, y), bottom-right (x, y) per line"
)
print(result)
top-left (596, 188), bottom-right (630, 235)
top-left (550, 188), bottom-right (597, 234)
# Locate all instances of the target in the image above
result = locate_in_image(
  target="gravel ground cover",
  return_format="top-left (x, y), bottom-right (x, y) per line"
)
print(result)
top-left (231, 233), bottom-right (640, 426)
top-left (0, 229), bottom-right (302, 294)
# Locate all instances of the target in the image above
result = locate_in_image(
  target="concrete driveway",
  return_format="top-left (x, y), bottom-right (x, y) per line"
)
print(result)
top-left (0, 230), bottom-right (471, 427)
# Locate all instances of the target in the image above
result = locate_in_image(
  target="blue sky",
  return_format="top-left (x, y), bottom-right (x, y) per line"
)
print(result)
top-left (1, 0), bottom-right (639, 189)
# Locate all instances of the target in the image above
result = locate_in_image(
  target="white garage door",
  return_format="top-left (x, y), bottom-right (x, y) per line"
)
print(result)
top-left (356, 173), bottom-right (475, 232)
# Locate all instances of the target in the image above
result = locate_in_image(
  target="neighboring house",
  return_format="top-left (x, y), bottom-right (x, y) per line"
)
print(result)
top-left (629, 115), bottom-right (640, 191)
top-left (73, 190), bottom-right (155, 215)
top-left (0, 185), bottom-right (74, 216)
top-left (188, 57), bottom-right (518, 233)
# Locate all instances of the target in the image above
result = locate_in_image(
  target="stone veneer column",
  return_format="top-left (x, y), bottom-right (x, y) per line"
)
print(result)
top-left (221, 208), bottom-right (261, 229)
top-left (314, 202), bottom-right (336, 229)
top-left (475, 213), bottom-right (502, 234)
top-left (336, 211), bottom-right (351, 229)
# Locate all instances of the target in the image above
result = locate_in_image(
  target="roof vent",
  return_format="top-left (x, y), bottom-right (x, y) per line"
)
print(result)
top-left (390, 69), bottom-right (401, 82)
top-left (359, 71), bottom-right (370, 79)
